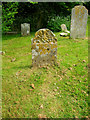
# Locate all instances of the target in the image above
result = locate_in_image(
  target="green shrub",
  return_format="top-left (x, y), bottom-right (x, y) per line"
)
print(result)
top-left (2, 2), bottom-right (18, 32)
top-left (47, 15), bottom-right (71, 32)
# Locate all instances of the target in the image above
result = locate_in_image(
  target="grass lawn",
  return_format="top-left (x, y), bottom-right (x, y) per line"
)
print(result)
top-left (2, 20), bottom-right (89, 118)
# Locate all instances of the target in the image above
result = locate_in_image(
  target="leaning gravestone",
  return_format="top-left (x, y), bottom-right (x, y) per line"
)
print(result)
top-left (31, 28), bottom-right (57, 67)
top-left (21, 23), bottom-right (30, 36)
top-left (70, 5), bottom-right (88, 39)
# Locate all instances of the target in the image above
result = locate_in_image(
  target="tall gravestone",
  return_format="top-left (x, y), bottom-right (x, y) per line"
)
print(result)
top-left (70, 5), bottom-right (88, 39)
top-left (21, 23), bottom-right (30, 36)
top-left (31, 28), bottom-right (57, 67)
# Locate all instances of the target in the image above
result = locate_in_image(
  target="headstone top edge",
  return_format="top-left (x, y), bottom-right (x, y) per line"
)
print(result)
top-left (32, 28), bottom-right (57, 43)
top-left (74, 5), bottom-right (88, 10)
top-left (21, 23), bottom-right (30, 25)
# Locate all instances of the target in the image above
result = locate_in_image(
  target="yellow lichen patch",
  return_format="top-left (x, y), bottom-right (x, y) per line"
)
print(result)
top-left (75, 6), bottom-right (79, 16)
top-left (47, 50), bottom-right (51, 54)
top-left (51, 44), bottom-right (55, 49)
top-left (74, 6), bottom-right (86, 21)
top-left (39, 44), bottom-right (43, 49)
top-left (80, 6), bottom-right (86, 14)
top-left (31, 44), bottom-right (36, 49)
top-left (52, 56), bottom-right (55, 60)
top-left (43, 49), bottom-right (47, 54)
top-left (40, 51), bottom-right (43, 55)
top-left (34, 29), bottom-right (57, 43)
top-left (44, 43), bottom-right (48, 48)
top-left (53, 44), bottom-right (57, 48)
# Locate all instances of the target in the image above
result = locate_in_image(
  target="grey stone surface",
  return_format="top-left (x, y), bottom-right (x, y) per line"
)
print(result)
top-left (70, 5), bottom-right (88, 39)
top-left (21, 23), bottom-right (30, 36)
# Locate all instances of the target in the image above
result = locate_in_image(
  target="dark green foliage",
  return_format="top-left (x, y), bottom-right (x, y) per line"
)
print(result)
top-left (2, 2), bottom-right (18, 32)
top-left (47, 15), bottom-right (71, 32)
top-left (2, 2), bottom-right (90, 32)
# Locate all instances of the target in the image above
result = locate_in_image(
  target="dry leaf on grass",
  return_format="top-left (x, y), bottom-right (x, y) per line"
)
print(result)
top-left (53, 89), bottom-right (57, 92)
top-left (11, 58), bottom-right (16, 62)
top-left (0, 51), bottom-right (5, 55)
top-left (38, 114), bottom-right (47, 118)
top-left (31, 84), bottom-right (35, 89)
top-left (82, 60), bottom-right (86, 63)
top-left (29, 89), bottom-right (33, 91)
top-left (40, 104), bottom-right (43, 109)
top-left (16, 71), bottom-right (22, 76)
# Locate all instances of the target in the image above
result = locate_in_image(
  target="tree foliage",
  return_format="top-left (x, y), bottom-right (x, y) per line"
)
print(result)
top-left (2, 2), bottom-right (90, 32)
top-left (2, 2), bottom-right (18, 32)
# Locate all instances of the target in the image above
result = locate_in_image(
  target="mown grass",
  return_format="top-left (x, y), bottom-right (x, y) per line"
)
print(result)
top-left (2, 19), bottom-right (89, 118)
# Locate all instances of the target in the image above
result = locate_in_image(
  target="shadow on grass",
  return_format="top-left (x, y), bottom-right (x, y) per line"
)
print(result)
top-left (2, 32), bottom-right (35, 41)
top-left (2, 33), bottom-right (21, 40)
top-left (15, 64), bottom-right (33, 69)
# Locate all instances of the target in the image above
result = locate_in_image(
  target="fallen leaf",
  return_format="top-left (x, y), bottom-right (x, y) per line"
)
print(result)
top-left (66, 53), bottom-right (68, 56)
top-left (75, 116), bottom-right (78, 118)
top-left (73, 64), bottom-right (77, 66)
top-left (83, 60), bottom-right (86, 63)
top-left (38, 114), bottom-right (47, 118)
top-left (57, 87), bottom-right (59, 89)
top-left (31, 84), bottom-right (35, 89)
top-left (34, 79), bottom-right (37, 81)
top-left (54, 83), bottom-right (56, 85)
top-left (0, 51), bottom-right (5, 55)
top-left (14, 101), bottom-right (19, 104)
top-left (29, 89), bottom-right (33, 91)
top-left (72, 76), bottom-right (76, 79)
top-left (59, 77), bottom-right (62, 80)
top-left (53, 89), bottom-right (57, 92)
top-left (40, 104), bottom-right (43, 109)
top-left (16, 71), bottom-right (22, 76)
top-left (69, 67), bottom-right (72, 70)
top-left (85, 116), bottom-right (89, 118)
top-left (11, 58), bottom-right (16, 62)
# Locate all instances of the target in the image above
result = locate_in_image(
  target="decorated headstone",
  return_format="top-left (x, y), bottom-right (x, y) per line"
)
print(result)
top-left (70, 5), bottom-right (88, 39)
top-left (31, 28), bottom-right (57, 67)
top-left (21, 23), bottom-right (30, 36)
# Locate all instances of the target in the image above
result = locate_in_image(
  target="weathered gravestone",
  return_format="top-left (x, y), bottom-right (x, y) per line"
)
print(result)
top-left (61, 24), bottom-right (68, 32)
top-left (60, 24), bottom-right (70, 37)
top-left (21, 23), bottom-right (30, 36)
top-left (31, 28), bottom-right (57, 67)
top-left (70, 5), bottom-right (88, 39)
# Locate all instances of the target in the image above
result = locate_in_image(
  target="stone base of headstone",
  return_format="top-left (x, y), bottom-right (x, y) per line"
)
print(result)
top-left (31, 43), bottom-right (57, 67)
top-left (60, 32), bottom-right (68, 37)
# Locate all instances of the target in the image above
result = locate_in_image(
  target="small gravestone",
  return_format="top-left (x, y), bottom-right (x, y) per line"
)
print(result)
top-left (21, 23), bottom-right (30, 36)
top-left (60, 24), bottom-right (70, 37)
top-left (70, 5), bottom-right (88, 39)
top-left (61, 24), bottom-right (68, 32)
top-left (31, 28), bottom-right (57, 67)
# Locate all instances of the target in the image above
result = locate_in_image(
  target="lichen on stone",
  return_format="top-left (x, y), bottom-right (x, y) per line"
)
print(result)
top-left (33, 28), bottom-right (57, 43)
top-left (31, 28), bottom-right (57, 67)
